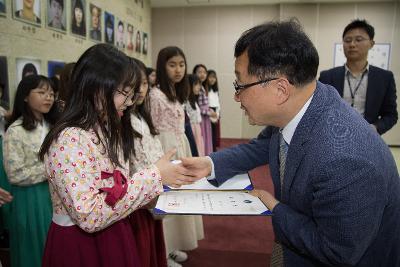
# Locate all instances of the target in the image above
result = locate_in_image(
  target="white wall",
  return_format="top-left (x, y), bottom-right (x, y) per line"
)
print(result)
top-left (152, 2), bottom-right (400, 145)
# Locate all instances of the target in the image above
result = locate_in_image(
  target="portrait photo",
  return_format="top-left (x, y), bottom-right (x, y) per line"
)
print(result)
top-left (0, 0), bottom-right (6, 15)
top-left (104, 11), bottom-right (114, 45)
top-left (47, 0), bottom-right (66, 31)
top-left (135, 29), bottom-right (141, 53)
top-left (15, 58), bottom-right (41, 86)
top-left (0, 56), bottom-right (10, 107)
top-left (13, 0), bottom-right (41, 25)
top-left (126, 23), bottom-right (134, 51)
top-left (47, 60), bottom-right (65, 78)
top-left (116, 19), bottom-right (125, 49)
top-left (142, 32), bottom-right (148, 55)
top-left (89, 3), bottom-right (101, 42)
top-left (71, 0), bottom-right (86, 37)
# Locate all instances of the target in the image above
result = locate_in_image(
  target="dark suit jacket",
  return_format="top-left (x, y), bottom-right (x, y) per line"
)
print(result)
top-left (210, 82), bottom-right (400, 266)
top-left (319, 65), bottom-right (398, 134)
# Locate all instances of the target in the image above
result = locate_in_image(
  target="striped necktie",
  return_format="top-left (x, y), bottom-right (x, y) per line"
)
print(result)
top-left (270, 132), bottom-right (288, 267)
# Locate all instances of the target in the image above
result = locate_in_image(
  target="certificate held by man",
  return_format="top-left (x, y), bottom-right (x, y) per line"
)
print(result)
top-left (154, 170), bottom-right (271, 216)
top-left (154, 191), bottom-right (271, 216)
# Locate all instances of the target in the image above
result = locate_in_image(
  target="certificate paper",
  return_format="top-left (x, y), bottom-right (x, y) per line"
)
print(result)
top-left (163, 173), bottom-right (253, 191)
top-left (154, 191), bottom-right (271, 216)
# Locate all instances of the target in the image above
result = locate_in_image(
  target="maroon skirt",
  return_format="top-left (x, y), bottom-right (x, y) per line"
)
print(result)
top-left (129, 209), bottom-right (167, 267)
top-left (42, 218), bottom-right (141, 267)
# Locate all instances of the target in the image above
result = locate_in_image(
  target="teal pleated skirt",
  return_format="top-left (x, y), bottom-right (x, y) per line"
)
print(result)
top-left (9, 181), bottom-right (52, 267)
top-left (0, 137), bottom-right (11, 233)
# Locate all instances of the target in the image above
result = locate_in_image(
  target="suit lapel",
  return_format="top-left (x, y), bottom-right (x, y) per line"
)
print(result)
top-left (281, 83), bottom-right (327, 202)
top-left (269, 129), bottom-right (281, 200)
top-left (336, 66), bottom-right (345, 97)
top-left (364, 66), bottom-right (376, 118)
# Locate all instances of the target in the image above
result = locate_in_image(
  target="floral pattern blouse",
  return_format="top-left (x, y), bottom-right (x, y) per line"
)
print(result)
top-left (184, 101), bottom-right (202, 124)
top-left (44, 127), bottom-right (163, 233)
top-left (130, 113), bottom-right (164, 173)
top-left (149, 88), bottom-right (185, 135)
top-left (3, 118), bottom-right (49, 185)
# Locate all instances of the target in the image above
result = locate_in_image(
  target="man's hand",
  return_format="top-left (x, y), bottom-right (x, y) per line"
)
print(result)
top-left (249, 189), bottom-right (279, 211)
top-left (180, 156), bottom-right (212, 179)
top-left (155, 149), bottom-right (199, 188)
top-left (0, 187), bottom-right (12, 206)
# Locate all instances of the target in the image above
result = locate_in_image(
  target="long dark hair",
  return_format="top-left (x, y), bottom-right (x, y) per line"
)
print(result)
top-left (156, 46), bottom-right (189, 104)
top-left (187, 74), bottom-right (200, 110)
top-left (39, 44), bottom-right (141, 167)
top-left (207, 69), bottom-right (219, 93)
top-left (130, 58), bottom-right (158, 136)
top-left (6, 75), bottom-right (55, 131)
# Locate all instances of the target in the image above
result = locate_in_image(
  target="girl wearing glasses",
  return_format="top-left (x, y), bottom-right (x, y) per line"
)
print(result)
top-left (38, 44), bottom-right (189, 266)
top-left (150, 46), bottom-right (204, 267)
top-left (3, 74), bottom-right (56, 267)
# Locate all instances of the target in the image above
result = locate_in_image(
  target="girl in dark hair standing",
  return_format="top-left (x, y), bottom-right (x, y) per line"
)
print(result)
top-left (150, 46), bottom-right (204, 267)
top-left (185, 74), bottom-right (204, 156)
top-left (206, 70), bottom-right (221, 151)
top-left (3, 75), bottom-right (56, 267)
top-left (39, 44), bottom-right (194, 267)
top-left (193, 64), bottom-right (216, 156)
top-left (128, 58), bottom-right (167, 267)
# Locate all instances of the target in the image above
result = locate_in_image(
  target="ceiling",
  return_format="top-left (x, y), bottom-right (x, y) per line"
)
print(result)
top-left (150, 0), bottom-right (393, 8)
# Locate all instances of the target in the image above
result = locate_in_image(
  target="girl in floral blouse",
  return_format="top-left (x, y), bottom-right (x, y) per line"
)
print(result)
top-left (3, 74), bottom-right (56, 267)
top-left (38, 44), bottom-right (195, 267)
top-left (150, 46), bottom-right (204, 266)
top-left (128, 57), bottom-right (167, 267)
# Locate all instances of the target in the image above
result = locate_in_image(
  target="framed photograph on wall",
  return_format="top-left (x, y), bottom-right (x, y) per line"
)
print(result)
top-left (48, 60), bottom-right (65, 78)
top-left (15, 58), bottom-right (41, 86)
top-left (0, 56), bottom-right (10, 108)
top-left (89, 3), bottom-right (101, 42)
top-left (126, 23), bottom-right (134, 51)
top-left (47, 0), bottom-right (66, 32)
top-left (116, 19), bottom-right (125, 49)
top-left (0, 0), bottom-right (6, 16)
top-left (71, 0), bottom-right (86, 38)
top-left (135, 30), bottom-right (141, 53)
top-left (142, 32), bottom-right (148, 55)
top-left (13, 0), bottom-right (42, 25)
top-left (104, 11), bottom-right (114, 45)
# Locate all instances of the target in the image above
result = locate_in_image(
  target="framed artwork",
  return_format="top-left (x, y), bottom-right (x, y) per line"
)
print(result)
top-left (15, 58), bottom-right (41, 86)
top-left (142, 32), bottom-right (148, 55)
top-left (135, 30), bottom-right (141, 53)
top-left (48, 60), bottom-right (65, 78)
top-left (104, 11), bottom-right (114, 45)
top-left (0, 0), bottom-right (6, 16)
top-left (0, 56), bottom-right (10, 107)
top-left (89, 3), bottom-right (101, 42)
top-left (71, 0), bottom-right (86, 38)
top-left (46, 0), bottom-right (66, 32)
top-left (13, 0), bottom-right (42, 25)
top-left (116, 19), bottom-right (125, 49)
top-left (126, 23), bottom-right (134, 51)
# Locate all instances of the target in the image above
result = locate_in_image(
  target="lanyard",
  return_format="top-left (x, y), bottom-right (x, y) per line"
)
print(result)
top-left (346, 71), bottom-right (367, 107)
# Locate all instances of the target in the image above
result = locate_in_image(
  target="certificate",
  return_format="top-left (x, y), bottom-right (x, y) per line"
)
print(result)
top-left (154, 191), bottom-right (271, 216)
top-left (163, 173), bottom-right (253, 191)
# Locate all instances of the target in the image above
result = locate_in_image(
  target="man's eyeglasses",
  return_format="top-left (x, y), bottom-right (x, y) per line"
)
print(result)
top-left (233, 77), bottom-right (278, 96)
top-left (343, 36), bottom-right (370, 44)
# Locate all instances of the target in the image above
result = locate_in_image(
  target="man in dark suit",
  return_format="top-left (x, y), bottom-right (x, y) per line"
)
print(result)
top-left (319, 19), bottom-right (397, 135)
top-left (181, 20), bottom-right (400, 266)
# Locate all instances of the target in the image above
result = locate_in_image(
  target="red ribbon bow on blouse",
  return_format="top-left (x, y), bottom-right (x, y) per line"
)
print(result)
top-left (99, 170), bottom-right (128, 207)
